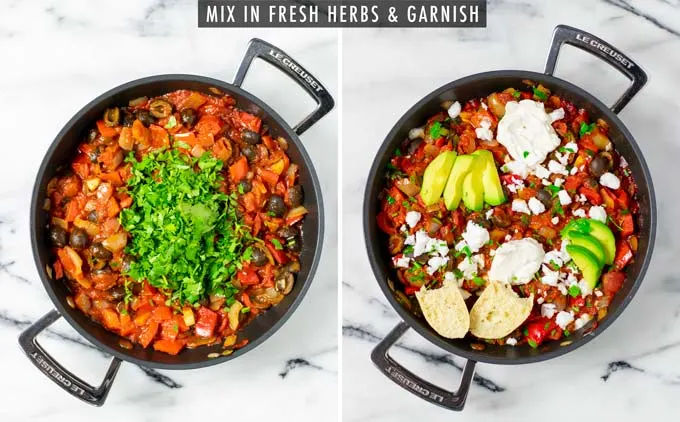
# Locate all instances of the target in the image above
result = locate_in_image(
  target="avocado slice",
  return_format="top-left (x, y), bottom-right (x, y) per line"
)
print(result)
top-left (462, 157), bottom-right (485, 212)
top-left (472, 150), bottom-right (506, 206)
top-left (566, 245), bottom-right (602, 289)
top-left (566, 231), bottom-right (606, 267)
top-left (562, 218), bottom-right (615, 265)
top-left (443, 154), bottom-right (475, 210)
top-left (420, 151), bottom-right (457, 206)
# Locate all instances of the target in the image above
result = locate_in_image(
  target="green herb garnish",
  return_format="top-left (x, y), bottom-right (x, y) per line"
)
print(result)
top-left (164, 115), bottom-right (177, 129)
top-left (546, 185), bottom-right (561, 197)
top-left (563, 330), bottom-right (570, 337)
top-left (568, 285), bottom-right (581, 298)
top-left (533, 87), bottom-right (548, 101)
top-left (429, 121), bottom-right (442, 139)
top-left (395, 148), bottom-right (402, 157)
top-left (271, 239), bottom-right (284, 250)
top-left (579, 122), bottom-right (596, 137)
top-left (528, 339), bottom-right (538, 348)
top-left (120, 149), bottom-right (253, 305)
top-left (523, 151), bottom-right (530, 158)
top-left (386, 195), bottom-right (396, 205)
top-left (512, 90), bottom-right (521, 99)
top-left (472, 277), bottom-right (486, 286)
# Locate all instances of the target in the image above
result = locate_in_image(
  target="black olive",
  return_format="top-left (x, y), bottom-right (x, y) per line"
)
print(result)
top-left (49, 226), bottom-right (68, 248)
top-left (87, 210), bottom-right (98, 223)
top-left (536, 189), bottom-right (553, 208)
top-left (285, 235), bottom-right (302, 253)
top-left (275, 272), bottom-right (294, 295)
top-left (149, 99), bottom-right (173, 118)
top-left (180, 109), bottom-right (197, 127)
top-left (87, 129), bottom-right (99, 142)
top-left (407, 139), bottom-right (422, 156)
top-left (267, 195), bottom-right (287, 217)
top-left (415, 254), bottom-right (429, 264)
top-left (242, 129), bottom-right (261, 145)
top-left (121, 255), bottom-right (134, 272)
top-left (251, 246), bottom-right (268, 267)
top-left (241, 145), bottom-right (257, 162)
top-left (584, 176), bottom-right (599, 189)
top-left (109, 286), bottom-right (125, 300)
top-left (90, 242), bottom-right (113, 260)
top-left (122, 111), bottom-right (136, 127)
top-left (277, 226), bottom-right (299, 240)
top-left (135, 110), bottom-right (155, 127)
top-left (103, 107), bottom-right (120, 127)
top-left (287, 185), bottom-right (304, 208)
top-left (238, 180), bottom-right (252, 194)
top-left (589, 156), bottom-right (608, 177)
top-left (69, 228), bottom-right (89, 249)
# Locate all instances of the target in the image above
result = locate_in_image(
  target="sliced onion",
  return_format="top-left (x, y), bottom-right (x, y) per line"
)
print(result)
top-left (209, 294), bottom-right (225, 311)
top-left (128, 96), bottom-right (148, 107)
top-left (102, 232), bottom-right (128, 253)
top-left (50, 217), bottom-right (68, 230)
top-left (74, 218), bottom-right (99, 236)
top-left (591, 128), bottom-right (612, 150)
top-left (286, 206), bottom-right (308, 221)
top-left (228, 300), bottom-right (243, 331)
top-left (182, 307), bottom-right (195, 326)
top-left (395, 178), bottom-right (420, 197)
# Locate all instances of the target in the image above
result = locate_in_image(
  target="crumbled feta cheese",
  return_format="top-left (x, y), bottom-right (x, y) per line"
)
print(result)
top-left (537, 297), bottom-right (545, 304)
top-left (533, 164), bottom-right (551, 179)
top-left (458, 254), bottom-right (484, 279)
top-left (574, 313), bottom-right (593, 330)
top-left (555, 151), bottom-right (569, 166)
top-left (578, 279), bottom-right (593, 296)
top-left (475, 118), bottom-right (494, 141)
top-left (554, 178), bottom-right (564, 187)
top-left (405, 211), bottom-right (421, 228)
top-left (528, 197), bottom-right (546, 215)
top-left (559, 240), bottom-right (572, 263)
top-left (400, 225), bottom-right (408, 232)
top-left (555, 311), bottom-right (574, 329)
top-left (505, 337), bottom-right (518, 346)
top-left (426, 256), bottom-right (449, 275)
top-left (461, 221), bottom-right (490, 253)
top-left (404, 234), bottom-right (415, 246)
top-left (541, 303), bottom-right (557, 319)
top-left (489, 249), bottom-right (496, 257)
top-left (588, 205), bottom-right (607, 223)
top-left (409, 127), bottom-right (425, 140)
top-left (566, 272), bottom-right (579, 287)
top-left (557, 284), bottom-right (568, 295)
top-left (570, 166), bottom-right (579, 175)
top-left (573, 208), bottom-right (586, 218)
top-left (576, 193), bottom-right (587, 203)
top-left (394, 256), bottom-right (410, 268)
top-left (594, 290), bottom-right (603, 297)
top-left (454, 240), bottom-right (468, 252)
top-left (503, 160), bottom-right (529, 179)
top-left (448, 101), bottom-right (462, 119)
top-left (564, 142), bottom-right (578, 153)
top-left (541, 265), bottom-right (560, 286)
top-left (488, 238), bottom-right (545, 285)
top-left (548, 160), bottom-right (568, 175)
top-left (481, 102), bottom-right (488, 110)
top-left (430, 239), bottom-right (449, 257)
top-left (485, 209), bottom-right (494, 219)
top-left (551, 216), bottom-right (559, 225)
top-left (599, 172), bottom-right (621, 190)
top-left (412, 231), bottom-right (432, 257)
top-left (549, 108), bottom-right (565, 122)
top-left (444, 272), bottom-right (457, 282)
top-left (542, 179), bottom-right (551, 186)
top-left (558, 190), bottom-right (572, 205)
top-left (504, 234), bottom-right (512, 241)
top-left (544, 251), bottom-right (564, 268)
top-left (512, 199), bottom-right (531, 214)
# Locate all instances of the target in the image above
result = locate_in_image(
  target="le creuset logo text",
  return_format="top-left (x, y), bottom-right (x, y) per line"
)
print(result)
top-left (575, 33), bottom-right (635, 70)
top-left (385, 365), bottom-right (444, 403)
top-left (31, 351), bottom-right (87, 397)
top-left (268, 49), bottom-right (324, 93)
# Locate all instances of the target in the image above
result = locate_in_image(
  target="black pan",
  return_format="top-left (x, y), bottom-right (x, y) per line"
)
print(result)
top-left (19, 39), bottom-right (334, 406)
top-left (364, 25), bottom-right (655, 410)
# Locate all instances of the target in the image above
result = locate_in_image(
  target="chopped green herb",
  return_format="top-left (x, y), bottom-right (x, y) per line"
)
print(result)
top-left (271, 239), bottom-right (284, 250)
top-left (402, 200), bottom-right (410, 208)
top-left (546, 184), bottom-right (561, 197)
top-left (238, 183), bottom-right (245, 195)
top-left (164, 115), bottom-right (177, 129)
top-left (241, 307), bottom-right (251, 313)
top-left (120, 149), bottom-right (253, 305)
top-left (520, 214), bottom-right (530, 226)
top-left (528, 339), bottom-right (538, 348)
top-left (529, 181), bottom-right (536, 188)
top-left (558, 146), bottom-right (576, 153)
top-left (453, 269), bottom-right (464, 279)
top-left (623, 168), bottom-right (631, 177)
top-left (461, 245), bottom-right (472, 258)
top-left (608, 216), bottom-right (623, 231)
top-left (403, 245), bottom-right (414, 255)
top-left (472, 277), bottom-right (486, 286)
top-left (523, 151), bottom-right (530, 158)
top-left (429, 121), bottom-right (443, 139)
top-left (568, 285), bottom-right (581, 297)
top-left (523, 328), bottom-right (529, 336)
top-left (386, 162), bottom-right (398, 171)
top-left (585, 149), bottom-right (595, 157)
top-left (395, 148), bottom-right (402, 157)
top-left (533, 87), bottom-right (548, 101)
top-left (553, 200), bottom-right (565, 217)
top-left (572, 306), bottom-right (580, 312)
top-left (621, 209), bottom-right (630, 215)
top-left (563, 330), bottom-right (571, 337)
top-left (579, 122), bottom-right (596, 137)
top-left (512, 90), bottom-right (521, 99)
top-left (544, 322), bottom-right (551, 330)
top-left (386, 195), bottom-right (396, 205)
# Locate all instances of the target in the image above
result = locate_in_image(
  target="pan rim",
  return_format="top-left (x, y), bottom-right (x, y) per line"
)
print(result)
top-left (30, 73), bottom-right (325, 369)
top-left (363, 69), bottom-right (656, 365)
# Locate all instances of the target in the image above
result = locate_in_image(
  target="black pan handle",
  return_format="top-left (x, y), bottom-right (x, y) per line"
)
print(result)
top-left (370, 321), bottom-right (477, 411)
top-left (18, 309), bottom-right (121, 406)
top-left (544, 24), bottom-right (648, 114)
top-left (233, 38), bottom-right (335, 135)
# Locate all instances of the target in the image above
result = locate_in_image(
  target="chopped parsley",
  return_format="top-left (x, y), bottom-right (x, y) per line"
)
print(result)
top-left (429, 121), bottom-right (443, 139)
top-left (528, 339), bottom-right (538, 348)
top-left (402, 200), bottom-right (410, 208)
top-left (558, 146), bottom-right (576, 153)
top-left (523, 151), bottom-right (530, 158)
top-left (120, 149), bottom-right (253, 305)
top-left (568, 285), bottom-right (581, 298)
top-left (553, 200), bottom-right (565, 217)
top-left (271, 238), bottom-right (284, 250)
top-left (472, 277), bottom-right (486, 286)
top-left (545, 184), bottom-right (561, 197)
top-left (532, 87), bottom-right (548, 101)
top-left (512, 90), bottom-right (521, 99)
top-left (403, 245), bottom-right (414, 255)
top-left (394, 147), bottom-right (402, 157)
top-left (563, 330), bottom-right (571, 337)
top-left (608, 215), bottom-right (623, 231)
top-left (621, 209), bottom-right (630, 215)
top-left (386, 195), bottom-right (396, 205)
top-left (579, 122), bottom-right (596, 137)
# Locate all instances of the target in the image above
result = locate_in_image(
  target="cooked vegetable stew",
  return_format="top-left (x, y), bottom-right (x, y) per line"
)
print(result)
top-left (47, 89), bottom-right (307, 355)
top-left (379, 82), bottom-right (639, 348)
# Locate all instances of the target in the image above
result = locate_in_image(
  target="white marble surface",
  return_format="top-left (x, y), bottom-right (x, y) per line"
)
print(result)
top-left (0, 1), bottom-right (338, 420)
top-left (342, 1), bottom-right (680, 420)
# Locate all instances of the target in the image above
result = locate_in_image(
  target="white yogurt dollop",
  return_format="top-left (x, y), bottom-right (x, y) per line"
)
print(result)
top-left (497, 100), bottom-right (562, 168)
top-left (488, 238), bottom-right (545, 285)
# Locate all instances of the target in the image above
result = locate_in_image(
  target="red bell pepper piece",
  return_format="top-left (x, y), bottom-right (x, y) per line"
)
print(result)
top-left (376, 211), bottom-right (397, 235)
top-left (96, 120), bottom-right (119, 138)
top-left (602, 271), bottom-right (626, 296)
top-left (239, 111), bottom-right (262, 133)
top-left (614, 240), bottom-right (633, 270)
top-left (404, 285), bottom-right (422, 296)
top-left (266, 241), bottom-right (289, 264)
top-left (229, 156), bottom-right (249, 182)
top-left (526, 317), bottom-right (559, 347)
top-left (153, 339), bottom-right (186, 355)
top-left (138, 320), bottom-right (159, 348)
top-left (195, 306), bottom-right (218, 338)
top-left (579, 186), bottom-right (602, 205)
top-left (237, 267), bottom-right (260, 286)
top-left (619, 213), bottom-right (634, 237)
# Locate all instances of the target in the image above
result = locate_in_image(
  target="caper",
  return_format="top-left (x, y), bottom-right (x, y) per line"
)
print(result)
top-left (179, 109), bottom-right (197, 128)
top-left (266, 195), bottom-right (287, 218)
top-left (49, 226), bottom-right (68, 248)
top-left (69, 228), bottom-right (89, 249)
top-left (251, 246), bottom-right (268, 267)
top-left (135, 110), bottom-right (155, 127)
top-left (241, 145), bottom-right (257, 162)
top-left (108, 286), bottom-right (125, 301)
top-left (103, 107), bottom-right (120, 127)
top-left (90, 242), bottom-right (113, 261)
top-left (242, 129), bottom-right (261, 145)
top-left (287, 185), bottom-right (304, 208)
top-left (149, 99), bottom-right (173, 118)
top-left (238, 180), bottom-right (252, 194)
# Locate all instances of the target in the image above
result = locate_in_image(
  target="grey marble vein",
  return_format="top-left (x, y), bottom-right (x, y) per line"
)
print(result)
top-left (602, 0), bottom-right (680, 37)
